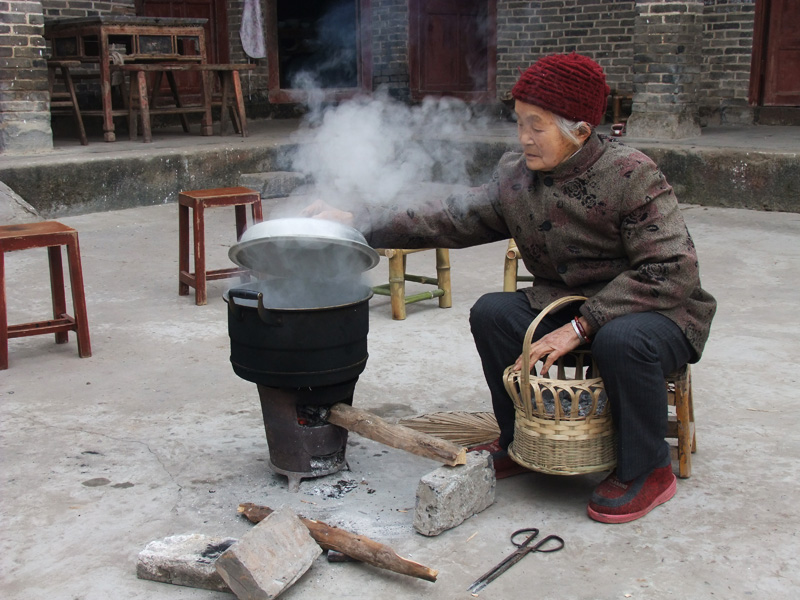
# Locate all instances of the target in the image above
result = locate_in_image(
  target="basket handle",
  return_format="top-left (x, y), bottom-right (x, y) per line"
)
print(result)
top-left (519, 295), bottom-right (588, 405)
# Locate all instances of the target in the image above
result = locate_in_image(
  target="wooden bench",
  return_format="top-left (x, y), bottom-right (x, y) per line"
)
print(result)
top-left (110, 63), bottom-right (254, 142)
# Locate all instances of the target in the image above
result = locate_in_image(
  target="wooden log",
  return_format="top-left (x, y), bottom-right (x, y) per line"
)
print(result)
top-left (326, 403), bottom-right (467, 466)
top-left (238, 503), bottom-right (438, 582)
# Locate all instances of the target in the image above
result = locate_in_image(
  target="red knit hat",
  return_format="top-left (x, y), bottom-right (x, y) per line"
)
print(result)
top-left (511, 53), bottom-right (611, 126)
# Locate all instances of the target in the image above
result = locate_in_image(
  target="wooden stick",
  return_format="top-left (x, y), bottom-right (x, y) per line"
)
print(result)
top-left (326, 403), bottom-right (467, 466)
top-left (238, 503), bottom-right (438, 582)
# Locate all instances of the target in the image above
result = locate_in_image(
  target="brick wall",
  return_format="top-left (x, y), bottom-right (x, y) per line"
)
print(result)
top-left (626, 0), bottom-right (704, 138)
top-left (371, 0), bottom-right (409, 100)
top-left (495, 1), bottom-right (637, 98)
top-left (40, 0), bottom-right (134, 17)
top-left (0, 1), bottom-right (52, 153)
top-left (494, 0), bottom-right (758, 126)
top-left (700, 0), bottom-right (756, 125)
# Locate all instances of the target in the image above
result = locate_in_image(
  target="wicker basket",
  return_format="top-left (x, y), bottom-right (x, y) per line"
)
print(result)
top-left (503, 296), bottom-right (617, 475)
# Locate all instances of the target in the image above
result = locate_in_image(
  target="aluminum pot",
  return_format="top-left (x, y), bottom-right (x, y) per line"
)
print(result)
top-left (228, 217), bottom-right (379, 278)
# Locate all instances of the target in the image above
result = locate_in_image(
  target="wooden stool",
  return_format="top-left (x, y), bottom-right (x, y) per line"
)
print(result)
top-left (194, 64), bottom-right (255, 137)
top-left (0, 222), bottom-right (92, 370)
top-left (47, 60), bottom-right (88, 146)
top-left (178, 187), bottom-right (263, 306)
top-left (666, 366), bottom-right (696, 478)
top-left (372, 248), bottom-right (452, 320)
top-left (610, 91), bottom-right (633, 124)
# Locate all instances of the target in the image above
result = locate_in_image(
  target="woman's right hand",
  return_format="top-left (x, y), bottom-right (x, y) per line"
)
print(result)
top-left (301, 200), bottom-right (355, 226)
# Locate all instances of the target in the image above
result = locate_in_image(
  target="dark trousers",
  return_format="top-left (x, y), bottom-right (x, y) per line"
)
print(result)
top-left (469, 291), bottom-right (694, 481)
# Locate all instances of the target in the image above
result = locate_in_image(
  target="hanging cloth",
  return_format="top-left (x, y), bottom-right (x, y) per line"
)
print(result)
top-left (240, 0), bottom-right (266, 59)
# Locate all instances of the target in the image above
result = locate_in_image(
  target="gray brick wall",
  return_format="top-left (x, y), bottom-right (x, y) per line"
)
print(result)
top-left (700, 0), bottom-right (756, 125)
top-left (371, 0), bottom-right (409, 100)
top-left (626, 0), bottom-right (704, 138)
top-left (41, 0), bottom-right (134, 18)
top-left (496, 0), bottom-right (637, 99)
top-left (0, 1), bottom-right (52, 153)
top-left (495, 0), bottom-right (757, 125)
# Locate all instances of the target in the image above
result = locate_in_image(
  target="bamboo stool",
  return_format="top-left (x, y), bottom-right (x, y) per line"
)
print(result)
top-left (666, 366), bottom-right (696, 478)
top-left (503, 239), bottom-right (534, 291)
top-left (503, 238), bottom-right (697, 478)
top-left (0, 222), bottom-right (92, 370)
top-left (178, 187), bottom-right (262, 306)
top-left (372, 248), bottom-right (452, 320)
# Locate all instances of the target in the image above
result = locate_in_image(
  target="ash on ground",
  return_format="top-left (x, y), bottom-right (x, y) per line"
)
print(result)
top-left (307, 478), bottom-right (359, 499)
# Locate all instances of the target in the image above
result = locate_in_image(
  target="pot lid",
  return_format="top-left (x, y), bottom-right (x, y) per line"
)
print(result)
top-left (228, 218), bottom-right (380, 278)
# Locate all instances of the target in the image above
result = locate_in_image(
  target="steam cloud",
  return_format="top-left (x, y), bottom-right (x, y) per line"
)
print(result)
top-left (231, 7), bottom-right (498, 309)
top-left (281, 88), bottom-right (489, 218)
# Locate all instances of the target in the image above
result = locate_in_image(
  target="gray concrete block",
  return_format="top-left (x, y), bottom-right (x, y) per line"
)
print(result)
top-left (136, 533), bottom-right (236, 592)
top-left (0, 118), bottom-right (53, 155)
top-left (0, 181), bottom-right (42, 224)
top-left (215, 506), bottom-right (321, 600)
top-left (413, 451), bottom-right (495, 537)
top-left (239, 171), bottom-right (308, 199)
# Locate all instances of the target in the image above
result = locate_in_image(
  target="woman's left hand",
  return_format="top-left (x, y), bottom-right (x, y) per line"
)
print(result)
top-left (514, 323), bottom-right (582, 375)
top-left (300, 200), bottom-right (355, 226)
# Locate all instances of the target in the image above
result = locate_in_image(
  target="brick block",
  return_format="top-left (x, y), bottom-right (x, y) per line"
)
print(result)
top-left (413, 451), bottom-right (495, 537)
top-left (136, 533), bottom-right (236, 592)
top-left (215, 506), bottom-right (321, 600)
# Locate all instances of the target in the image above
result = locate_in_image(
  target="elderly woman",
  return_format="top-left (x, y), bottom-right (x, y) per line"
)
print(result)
top-left (306, 53), bottom-right (716, 524)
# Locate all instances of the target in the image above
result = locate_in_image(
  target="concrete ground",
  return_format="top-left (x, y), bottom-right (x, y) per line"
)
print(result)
top-left (2, 196), bottom-right (799, 599)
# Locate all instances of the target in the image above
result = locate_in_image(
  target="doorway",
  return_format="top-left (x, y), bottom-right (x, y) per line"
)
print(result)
top-left (750, 0), bottom-right (800, 106)
top-left (408, 0), bottom-right (496, 103)
top-left (266, 0), bottom-right (372, 103)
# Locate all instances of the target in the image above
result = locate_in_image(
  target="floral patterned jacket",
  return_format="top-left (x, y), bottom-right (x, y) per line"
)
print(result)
top-left (355, 132), bottom-right (717, 359)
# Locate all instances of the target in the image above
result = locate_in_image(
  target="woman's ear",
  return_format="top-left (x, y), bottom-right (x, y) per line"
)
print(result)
top-left (576, 122), bottom-right (593, 143)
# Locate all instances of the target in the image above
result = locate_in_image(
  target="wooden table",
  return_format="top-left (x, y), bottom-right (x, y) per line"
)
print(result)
top-left (44, 16), bottom-right (208, 142)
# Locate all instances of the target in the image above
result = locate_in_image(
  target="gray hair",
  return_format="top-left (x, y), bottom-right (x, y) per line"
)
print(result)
top-left (553, 115), bottom-right (593, 146)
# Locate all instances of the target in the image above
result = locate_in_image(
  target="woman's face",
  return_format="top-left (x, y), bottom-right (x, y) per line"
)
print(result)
top-left (515, 100), bottom-right (584, 171)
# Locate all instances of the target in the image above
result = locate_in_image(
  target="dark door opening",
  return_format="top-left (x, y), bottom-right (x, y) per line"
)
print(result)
top-left (277, 0), bottom-right (358, 89)
top-left (267, 0), bottom-right (372, 103)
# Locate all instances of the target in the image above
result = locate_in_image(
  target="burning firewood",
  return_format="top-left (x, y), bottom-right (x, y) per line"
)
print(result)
top-left (237, 503), bottom-right (438, 582)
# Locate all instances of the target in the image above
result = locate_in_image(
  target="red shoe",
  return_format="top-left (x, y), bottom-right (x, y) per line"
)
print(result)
top-left (587, 465), bottom-right (676, 524)
top-left (469, 439), bottom-right (531, 479)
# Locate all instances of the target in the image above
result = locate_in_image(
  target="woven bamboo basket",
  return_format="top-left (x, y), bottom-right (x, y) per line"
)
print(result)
top-left (503, 296), bottom-right (617, 475)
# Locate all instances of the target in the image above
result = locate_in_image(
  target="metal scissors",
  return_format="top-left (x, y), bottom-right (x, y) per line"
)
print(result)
top-left (467, 528), bottom-right (564, 594)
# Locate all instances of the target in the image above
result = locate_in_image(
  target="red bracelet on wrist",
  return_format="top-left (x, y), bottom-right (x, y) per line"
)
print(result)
top-left (573, 316), bottom-right (591, 343)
